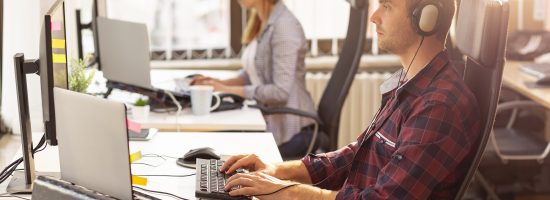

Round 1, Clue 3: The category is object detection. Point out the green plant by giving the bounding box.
[69,57,95,93]
[135,98,149,107]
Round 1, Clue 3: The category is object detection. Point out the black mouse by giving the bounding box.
[177,147,220,168]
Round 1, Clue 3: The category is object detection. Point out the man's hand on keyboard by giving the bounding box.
[224,171,297,199]
[220,154,276,176]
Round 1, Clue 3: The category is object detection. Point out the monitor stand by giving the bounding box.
[104,81,188,112]
[7,53,48,194]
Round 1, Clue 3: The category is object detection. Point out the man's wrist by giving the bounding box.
[284,184,337,200]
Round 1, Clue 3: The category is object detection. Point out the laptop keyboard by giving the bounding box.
[195,158,250,200]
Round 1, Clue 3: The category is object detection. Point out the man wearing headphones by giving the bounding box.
[219,0,481,199]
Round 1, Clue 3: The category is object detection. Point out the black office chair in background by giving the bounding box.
[253,0,369,157]
[451,0,510,199]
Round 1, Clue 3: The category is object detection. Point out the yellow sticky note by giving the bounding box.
[52,39,65,49]
[132,175,147,186]
[52,54,66,64]
[130,151,142,163]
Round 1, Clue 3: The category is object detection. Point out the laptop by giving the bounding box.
[96,17,188,96]
[54,88,157,199]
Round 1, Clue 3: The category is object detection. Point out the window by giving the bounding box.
[284,0,379,56]
[78,0,381,62]
[106,0,230,60]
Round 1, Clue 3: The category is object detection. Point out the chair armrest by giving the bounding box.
[491,100,549,163]
[496,100,545,128]
[496,100,545,114]
[250,104,323,156]
[249,104,322,125]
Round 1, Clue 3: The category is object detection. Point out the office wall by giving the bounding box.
[0,0,91,134]
[1,0,41,134]
[1,0,3,107]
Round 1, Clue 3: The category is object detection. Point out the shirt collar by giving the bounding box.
[258,1,285,40]
[380,50,450,97]
[267,1,286,26]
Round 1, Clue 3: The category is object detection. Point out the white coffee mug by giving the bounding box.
[190,85,220,115]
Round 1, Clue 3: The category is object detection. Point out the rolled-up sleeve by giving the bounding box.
[302,142,359,190]
[335,102,472,199]
[253,20,303,105]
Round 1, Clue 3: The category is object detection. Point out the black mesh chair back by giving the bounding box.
[318,0,369,151]
[453,0,510,198]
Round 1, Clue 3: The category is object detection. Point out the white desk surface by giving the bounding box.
[131,106,267,132]
[93,69,267,132]
[1,132,282,199]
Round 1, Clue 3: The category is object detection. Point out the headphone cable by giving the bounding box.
[311,36,426,187]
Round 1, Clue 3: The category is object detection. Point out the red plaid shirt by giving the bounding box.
[302,51,481,199]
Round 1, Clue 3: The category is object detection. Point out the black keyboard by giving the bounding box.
[195,158,250,200]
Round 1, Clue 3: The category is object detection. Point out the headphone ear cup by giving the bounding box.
[412,2,441,36]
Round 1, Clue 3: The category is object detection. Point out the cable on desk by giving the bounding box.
[141,154,169,160]
[0,134,47,184]
[132,154,175,167]
[142,154,178,159]
[131,163,162,167]
[132,186,189,200]
[132,174,195,178]
[163,90,182,133]
[0,193,31,200]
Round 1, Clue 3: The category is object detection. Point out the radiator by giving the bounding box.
[306,72,392,148]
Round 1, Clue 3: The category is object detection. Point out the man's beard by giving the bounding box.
[378,33,417,54]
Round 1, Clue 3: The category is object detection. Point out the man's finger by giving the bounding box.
[228,186,256,197]
[225,172,257,185]
[220,154,247,172]
[226,155,257,174]
[224,176,256,191]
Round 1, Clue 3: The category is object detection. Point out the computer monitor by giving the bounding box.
[40,0,68,146]
[7,0,68,193]
[76,0,105,70]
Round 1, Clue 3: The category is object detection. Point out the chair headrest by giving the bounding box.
[346,0,366,9]
[456,0,508,67]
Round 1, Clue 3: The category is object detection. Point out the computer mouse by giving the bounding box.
[180,147,220,161]
[185,74,203,79]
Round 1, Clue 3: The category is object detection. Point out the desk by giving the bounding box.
[0,132,282,199]
[97,69,267,132]
[503,61,550,140]
[131,106,267,132]
[503,62,550,109]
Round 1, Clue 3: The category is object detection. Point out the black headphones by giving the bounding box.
[411,0,444,36]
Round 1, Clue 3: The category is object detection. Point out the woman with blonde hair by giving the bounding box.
[194,0,318,158]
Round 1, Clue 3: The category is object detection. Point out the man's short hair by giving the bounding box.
[407,0,456,41]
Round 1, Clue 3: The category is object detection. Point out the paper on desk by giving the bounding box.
[127,119,142,133]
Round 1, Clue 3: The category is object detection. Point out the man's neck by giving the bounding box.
[398,39,444,80]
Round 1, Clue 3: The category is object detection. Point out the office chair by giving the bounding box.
[253,0,369,156]
[452,0,510,199]
[476,100,549,197]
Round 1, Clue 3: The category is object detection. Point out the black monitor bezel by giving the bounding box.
[41,0,68,146]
